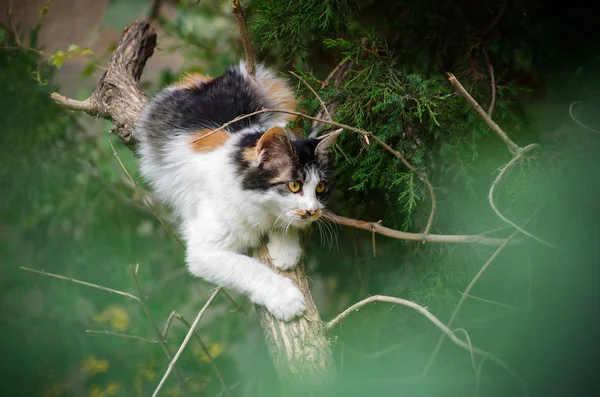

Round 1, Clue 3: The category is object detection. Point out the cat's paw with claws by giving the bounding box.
[267,238,302,271]
[264,279,306,321]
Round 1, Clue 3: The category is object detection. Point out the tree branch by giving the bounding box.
[152,288,221,397]
[50,21,157,149]
[20,266,140,302]
[326,295,527,394]
[329,214,514,246]
[447,73,521,154]
[231,0,255,76]
[488,144,558,248]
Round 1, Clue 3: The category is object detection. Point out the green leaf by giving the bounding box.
[66,44,79,53]
[80,47,94,56]
[49,50,67,68]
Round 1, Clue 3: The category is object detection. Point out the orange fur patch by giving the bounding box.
[257,75,298,127]
[171,72,213,89]
[242,147,258,163]
[189,129,231,153]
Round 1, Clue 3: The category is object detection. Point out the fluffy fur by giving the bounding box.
[136,62,339,321]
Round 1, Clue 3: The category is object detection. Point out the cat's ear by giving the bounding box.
[256,127,293,169]
[315,128,342,159]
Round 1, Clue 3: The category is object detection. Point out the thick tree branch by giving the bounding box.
[51,21,156,149]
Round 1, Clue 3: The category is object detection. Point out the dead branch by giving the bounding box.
[290,71,332,122]
[130,265,190,396]
[422,229,519,374]
[488,143,558,248]
[447,73,521,154]
[174,313,232,397]
[20,266,140,302]
[152,288,221,397]
[329,214,513,246]
[569,101,600,134]
[85,329,160,344]
[51,21,156,149]
[324,294,525,392]
[231,0,255,76]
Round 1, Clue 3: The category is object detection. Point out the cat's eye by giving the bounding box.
[315,182,326,193]
[288,180,302,193]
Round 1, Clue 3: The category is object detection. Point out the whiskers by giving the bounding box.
[315,209,340,251]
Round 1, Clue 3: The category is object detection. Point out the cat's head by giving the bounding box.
[234,127,341,229]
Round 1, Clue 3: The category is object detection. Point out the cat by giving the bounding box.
[135,62,340,321]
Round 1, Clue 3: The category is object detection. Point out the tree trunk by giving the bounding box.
[51,20,334,392]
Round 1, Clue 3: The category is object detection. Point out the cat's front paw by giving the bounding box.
[267,239,302,271]
[264,279,307,321]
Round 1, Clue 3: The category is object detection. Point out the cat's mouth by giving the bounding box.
[294,209,321,221]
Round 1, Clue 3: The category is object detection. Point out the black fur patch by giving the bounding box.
[140,67,265,150]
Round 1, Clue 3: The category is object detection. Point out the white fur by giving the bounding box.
[137,126,326,322]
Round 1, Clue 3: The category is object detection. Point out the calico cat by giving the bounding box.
[136,62,340,321]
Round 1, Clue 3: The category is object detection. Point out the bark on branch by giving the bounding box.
[51,21,156,150]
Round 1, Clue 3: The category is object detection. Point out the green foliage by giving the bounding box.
[252,0,358,61]
[49,45,93,68]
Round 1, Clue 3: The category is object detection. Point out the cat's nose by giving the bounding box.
[306,209,318,217]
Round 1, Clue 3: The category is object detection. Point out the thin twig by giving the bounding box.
[130,265,189,397]
[447,73,521,154]
[85,329,160,344]
[190,107,437,234]
[328,214,513,246]
[20,267,140,302]
[458,292,514,309]
[569,101,600,134]
[162,310,178,339]
[175,313,231,397]
[423,228,520,374]
[290,71,332,122]
[152,288,222,397]
[325,294,526,393]
[488,143,558,248]
[482,49,496,118]
[231,0,255,76]
[109,140,184,247]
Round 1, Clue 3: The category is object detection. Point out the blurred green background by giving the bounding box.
[1,1,599,396]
